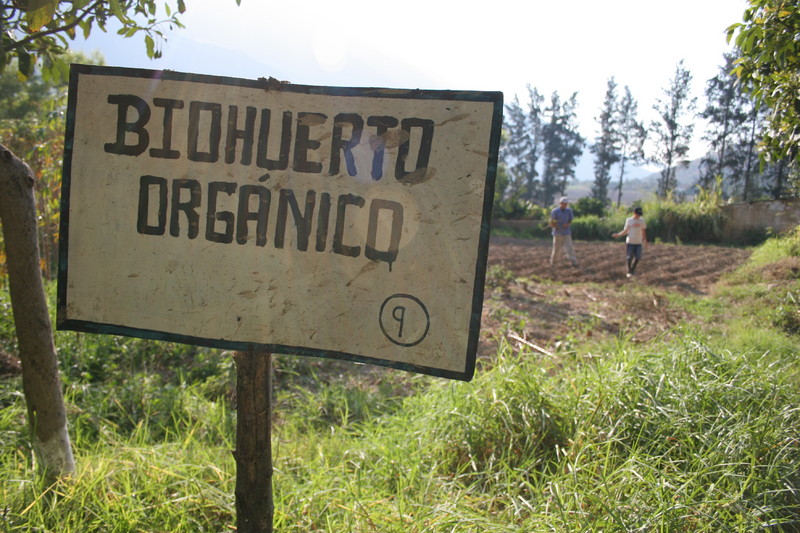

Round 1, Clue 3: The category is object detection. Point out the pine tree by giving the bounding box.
[650,60,697,198]
[590,77,620,203]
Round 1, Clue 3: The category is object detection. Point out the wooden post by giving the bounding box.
[234,349,274,532]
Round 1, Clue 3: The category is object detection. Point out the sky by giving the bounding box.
[74,0,750,163]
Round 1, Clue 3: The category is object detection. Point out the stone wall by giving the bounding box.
[721,199,800,241]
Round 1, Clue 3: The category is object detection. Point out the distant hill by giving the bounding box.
[566,150,702,205]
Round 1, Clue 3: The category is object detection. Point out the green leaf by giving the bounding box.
[109,0,128,23]
[17,48,32,80]
[178,0,186,14]
[725,23,741,44]
[145,34,155,59]
[79,19,93,39]
[25,0,58,32]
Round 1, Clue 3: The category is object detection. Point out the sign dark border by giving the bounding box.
[58,64,502,381]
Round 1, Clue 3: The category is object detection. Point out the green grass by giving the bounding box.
[1,231,799,531]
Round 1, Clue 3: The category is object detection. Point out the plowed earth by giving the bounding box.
[0,238,754,378]
[479,236,753,356]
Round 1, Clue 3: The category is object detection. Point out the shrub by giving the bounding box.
[492,194,530,219]
[639,199,725,243]
[572,196,607,218]
[571,214,615,240]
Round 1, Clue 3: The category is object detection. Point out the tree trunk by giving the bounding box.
[0,144,75,480]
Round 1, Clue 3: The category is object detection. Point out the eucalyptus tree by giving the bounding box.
[501,96,529,201]
[700,53,752,197]
[539,91,584,206]
[524,85,546,201]
[0,0,239,481]
[650,60,696,198]
[553,92,585,198]
[590,77,620,204]
[614,86,647,207]
[700,52,795,201]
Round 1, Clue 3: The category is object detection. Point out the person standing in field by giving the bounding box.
[612,206,647,278]
[549,196,578,267]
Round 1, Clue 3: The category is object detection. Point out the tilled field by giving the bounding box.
[480,236,753,356]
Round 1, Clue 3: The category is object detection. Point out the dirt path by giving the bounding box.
[479,237,752,356]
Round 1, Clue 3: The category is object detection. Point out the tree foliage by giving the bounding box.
[540,91,584,206]
[727,0,800,167]
[613,86,647,207]
[502,86,586,209]
[0,0,241,483]
[0,51,102,281]
[502,88,543,204]
[590,77,620,204]
[650,60,696,198]
[700,53,757,199]
[0,0,238,82]
[701,52,796,200]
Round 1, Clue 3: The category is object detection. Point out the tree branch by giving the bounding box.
[8,0,106,50]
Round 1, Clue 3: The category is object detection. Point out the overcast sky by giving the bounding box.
[75,0,749,160]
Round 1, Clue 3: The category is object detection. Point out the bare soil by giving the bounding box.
[480,236,753,355]
[0,238,755,379]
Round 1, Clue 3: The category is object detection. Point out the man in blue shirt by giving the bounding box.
[549,196,578,267]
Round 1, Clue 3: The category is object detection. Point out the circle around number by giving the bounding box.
[379,293,430,347]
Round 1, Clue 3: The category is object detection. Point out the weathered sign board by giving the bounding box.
[58,64,502,381]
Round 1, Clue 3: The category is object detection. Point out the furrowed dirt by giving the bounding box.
[0,237,754,379]
[480,236,752,356]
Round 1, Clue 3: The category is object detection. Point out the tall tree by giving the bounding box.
[524,85,546,201]
[614,86,647,207]
[650,60,697,198]
[501,87,544,203]
[699,53,752,196]
[553,92,585,197]
[0,0,239,481]
[590,77,620,204]
[728,0,800,171]
[738,103,763,200]
[539,91,585,206]
[502,96,532,201]
[540,92,562,205]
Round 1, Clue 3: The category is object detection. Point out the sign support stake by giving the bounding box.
[234,348,274,532]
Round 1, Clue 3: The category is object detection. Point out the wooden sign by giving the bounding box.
[58,65,502,381]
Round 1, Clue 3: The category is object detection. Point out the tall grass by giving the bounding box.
[260,333,800,531]
[1,232,799,531]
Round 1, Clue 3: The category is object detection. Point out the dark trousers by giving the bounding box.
[626,244,643,273]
